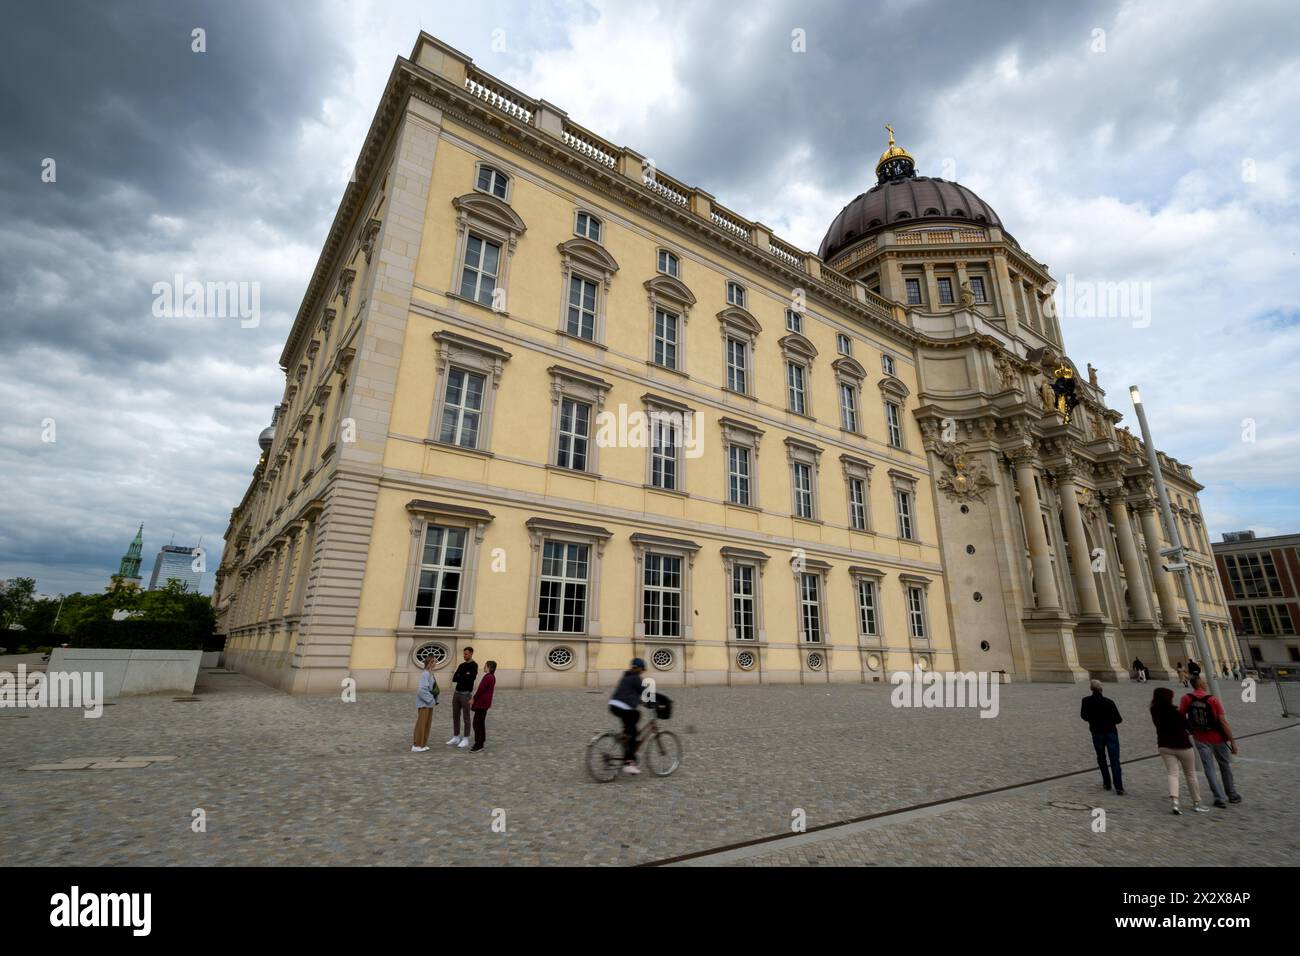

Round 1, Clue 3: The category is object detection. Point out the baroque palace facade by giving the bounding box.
[214,33,1236,693]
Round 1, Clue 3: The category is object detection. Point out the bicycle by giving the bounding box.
[585,694,681,782]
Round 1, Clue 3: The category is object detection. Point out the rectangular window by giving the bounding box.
[937,277,955,304]
[969,276,987,303]
[538,541,589,633]
[885,401,904,448]
[727,282,746,307]
[787,362,807,415]
[459,234,500,306]
[658,249,679,277]
[840,383,859,432]
[793,462,814,519]
[650,416,678,490]
[848,477,867,531]
[786,309,803,333]
[575,211,601,242]
[731,564,756,641]
[556,398,591,471]
[800,573,822,643]
[837,333,852,355]
[905,278,922,305]
[882,354,896,376]
[642,553,682,638]
[896,489,915,540]
[1226,553,1283,598]
[475,165,508,199]
[856,578,878,636]
[728,444,751,506]
[726,337,748,393]
[414,526,465,628]
[907,586,928,639]
[566,275,598,340]
[438,368,485,448]
[653,308,679,369]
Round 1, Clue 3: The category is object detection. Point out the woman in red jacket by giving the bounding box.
[469,660,497,753]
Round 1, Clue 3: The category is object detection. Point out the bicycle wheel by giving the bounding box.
[585,733,623,783]
[643,730,682,777]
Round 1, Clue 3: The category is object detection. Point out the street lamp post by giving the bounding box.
[1129,385,1222,703]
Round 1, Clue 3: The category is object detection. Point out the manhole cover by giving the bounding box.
[1049,801,1093,811]
[172,697,201,702]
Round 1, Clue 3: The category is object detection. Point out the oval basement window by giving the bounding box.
[980,640,991,652]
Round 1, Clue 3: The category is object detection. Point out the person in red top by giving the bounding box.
[1179,677,1241,808]
[469,660,497,753]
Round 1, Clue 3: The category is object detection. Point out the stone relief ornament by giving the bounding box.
[994,354,1019,391]
[1039,376,1056,411]
[935,442,997,502]
[1089,412,1109,441]
[1077,487,1104,525]
[1117,426,1139,454]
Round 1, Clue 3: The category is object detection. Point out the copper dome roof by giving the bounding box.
[818,176,1003,262]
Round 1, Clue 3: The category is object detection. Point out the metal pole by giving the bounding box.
[1129,386,1222,703]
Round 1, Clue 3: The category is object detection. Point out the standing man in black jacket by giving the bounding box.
[447,647,478,749]
[1081,679,1125,794]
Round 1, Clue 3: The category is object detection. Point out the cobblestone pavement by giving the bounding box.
[0,663,1296,866]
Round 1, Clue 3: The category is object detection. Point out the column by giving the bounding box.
[1056,467,1103,618]
[1137,499,1180,627]
[922,262,939,309]
[1013,451,1061,609]
[1107,491,1155,624]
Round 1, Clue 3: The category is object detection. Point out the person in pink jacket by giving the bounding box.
[469,661,497,753]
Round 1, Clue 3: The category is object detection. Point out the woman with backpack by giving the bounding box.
[1149,687,1206,815]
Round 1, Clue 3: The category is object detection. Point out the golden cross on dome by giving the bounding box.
[885,123,895,146]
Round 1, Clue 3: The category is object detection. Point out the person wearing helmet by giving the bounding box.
[608,658,647,775]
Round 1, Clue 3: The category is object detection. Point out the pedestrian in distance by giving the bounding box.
[1132,657,1147,682]
[1149,686,1206,814]
[411,656,440,753]
[447,646,478,749]
[469,661,496,753]
[1176,662,1187,687]
[1180,677,1241,809]
[1187,658,1202,687]
[1080,679,1125,795]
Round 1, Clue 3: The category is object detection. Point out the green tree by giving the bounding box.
[0,577,37,630]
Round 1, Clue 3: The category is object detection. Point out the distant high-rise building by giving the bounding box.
[110,523,145,589]
[148,544,204,593]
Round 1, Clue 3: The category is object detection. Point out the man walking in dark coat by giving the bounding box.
[1081,679,1125,794]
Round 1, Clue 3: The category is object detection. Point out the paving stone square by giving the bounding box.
[0,665,1296,866]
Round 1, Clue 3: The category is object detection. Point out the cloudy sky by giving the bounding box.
[2,0,1297,596]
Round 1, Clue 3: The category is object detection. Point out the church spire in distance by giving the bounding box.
[876,123,917,184]
[117,523,144,580]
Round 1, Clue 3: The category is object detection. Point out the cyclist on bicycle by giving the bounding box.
[608,658,648,775]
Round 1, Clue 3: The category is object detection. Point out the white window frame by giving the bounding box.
[631,533,699,644]
[643,393,693,493]
[429,331,511,453]
[786,308,804,333]
[413,524,467,629]
[786,438,823,521]
[722,546,769,645]
[547,365,611,475]
[565,274,599,341]
[721,417,763,509]
[652,307,681,371]
[524,518,611,639]
[727,281,747,308]
[644,275,695,375]
[780,332,818,418]
[574,209,602,242]
[891,470,919,541]
[718,306,761,397]
[850,567,883,640]
[657,248,680,278]
[787,361,808,416]
[450,193,526,313]
[841,454,874,532]
[556,238,619,346]
[474,163,510,201]
[902,576,932,642]
[399,500,493,635]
